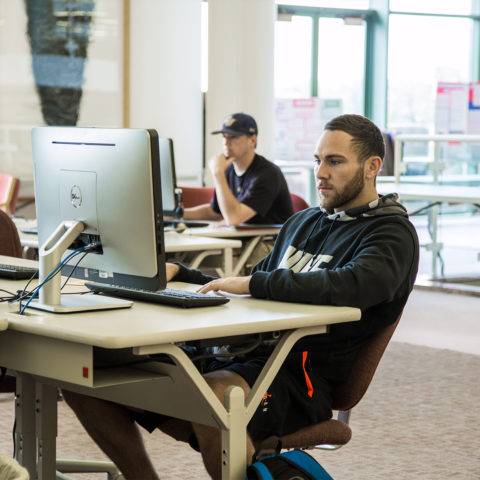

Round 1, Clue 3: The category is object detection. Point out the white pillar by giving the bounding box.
[129,0,203,185]
[206,0,275,181]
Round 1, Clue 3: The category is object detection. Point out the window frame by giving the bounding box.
[276,1,480,129]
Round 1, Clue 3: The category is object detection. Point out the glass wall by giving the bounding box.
[275,1,480,129]
[387,15,473,133]
[317,17,365,114]
[275,15,312,97]
[274,0,480,200]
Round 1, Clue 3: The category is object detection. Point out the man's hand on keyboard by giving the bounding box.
[197,276,252,296]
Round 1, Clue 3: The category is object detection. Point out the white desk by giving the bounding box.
[377,174,480,186]
[164,231,241,276]
[377,183,480,279]
[377,183,480,204]
[13,220,242,277]
[391,133,480,184]
[0,256,360,480]
[181,223,282,276]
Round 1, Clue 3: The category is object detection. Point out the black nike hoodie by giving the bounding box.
[175,193,419,382]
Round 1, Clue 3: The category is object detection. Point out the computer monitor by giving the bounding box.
[31,126,166,313]
[158,137,180,217]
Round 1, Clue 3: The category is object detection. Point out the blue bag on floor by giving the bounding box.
[246,449,333,480]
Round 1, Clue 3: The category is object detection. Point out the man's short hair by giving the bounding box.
[324,114,385,162]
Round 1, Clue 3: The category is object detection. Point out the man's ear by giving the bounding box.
[365,156,382,179]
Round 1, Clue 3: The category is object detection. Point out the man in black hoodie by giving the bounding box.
[63,114,419,480]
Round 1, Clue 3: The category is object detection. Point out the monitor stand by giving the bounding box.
[28,220,132,313]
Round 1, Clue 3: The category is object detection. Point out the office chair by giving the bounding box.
[290,193,309,213]
[179,186,214,208]
[379,132,395,177]
[278,314,402,450]
[0,209,22,258]
[0,212,21,390]
[0,174,21,215]
[180,187,310,215]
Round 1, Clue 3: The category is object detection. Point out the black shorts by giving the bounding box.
[133,348,333,443]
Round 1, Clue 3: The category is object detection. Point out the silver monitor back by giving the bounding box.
[33,126,166,292]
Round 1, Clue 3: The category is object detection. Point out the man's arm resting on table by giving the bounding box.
[183,204,222,221]
[209,154,256,226]
[213,173,256,226]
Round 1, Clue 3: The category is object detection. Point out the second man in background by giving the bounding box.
[183,112,294,226]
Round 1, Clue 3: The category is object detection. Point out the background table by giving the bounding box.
[13,219,242,276]
[181,223,282,276]
[377,183,480,279]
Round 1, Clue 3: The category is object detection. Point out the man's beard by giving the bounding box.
[318,165,365,211]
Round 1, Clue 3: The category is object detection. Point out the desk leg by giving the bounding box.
[15,373,36,478]
[35,382,58,480]
[232,237,262,277]
[222,386,247,480]
[223,247,233,277]
[428,203,442,279]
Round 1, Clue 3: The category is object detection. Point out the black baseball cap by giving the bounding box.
[211,113,258,136]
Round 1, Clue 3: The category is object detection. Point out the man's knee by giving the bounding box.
[203,369,250,404]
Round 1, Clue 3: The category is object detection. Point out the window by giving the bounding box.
[275,15,313,98]
[275,0,369,9]
[387,14,473,133]
[317,17,365,114]
[276,1,480,128]
[389,0,473,15]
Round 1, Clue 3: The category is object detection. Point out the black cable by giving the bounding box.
[18,245,97,313]
[95,335,266,370]
[0,288,19,301]
[61,251,90,289]
[16,268,42,308]
[190,335,264,363]
[408,201,441,216]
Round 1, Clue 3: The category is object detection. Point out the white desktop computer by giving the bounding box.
[31,126,165,312]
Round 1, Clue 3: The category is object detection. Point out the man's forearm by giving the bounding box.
[213,174,255,225]
[183,204,222,221]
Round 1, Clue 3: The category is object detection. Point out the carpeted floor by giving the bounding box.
[0,341,479,479]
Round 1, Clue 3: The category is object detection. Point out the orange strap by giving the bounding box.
[302,351,314,398]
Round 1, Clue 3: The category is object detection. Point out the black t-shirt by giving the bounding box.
[210,154,294,224]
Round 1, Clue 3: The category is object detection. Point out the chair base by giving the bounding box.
[280,418,352,450]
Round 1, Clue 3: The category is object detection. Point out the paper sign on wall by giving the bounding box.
[274,98,342,161]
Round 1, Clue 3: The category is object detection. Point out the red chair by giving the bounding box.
[278,314,402,450]
[0,174,21,215]
[290,193,309,213]
[0,209,22,393]
[180,186,214,208]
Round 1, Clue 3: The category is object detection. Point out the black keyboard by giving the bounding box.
[84,282,229,308]
[163,219,210,229]
[0,263,39,280]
